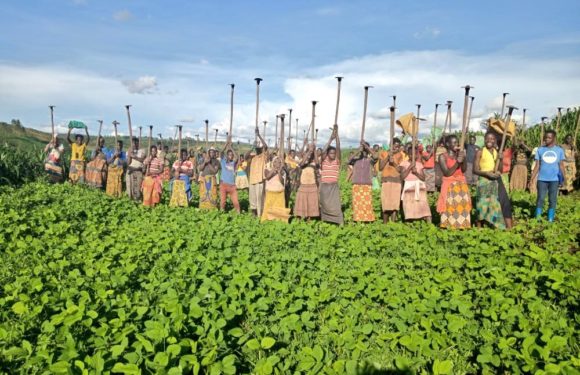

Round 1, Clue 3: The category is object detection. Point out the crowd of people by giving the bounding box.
[43,125,576,227]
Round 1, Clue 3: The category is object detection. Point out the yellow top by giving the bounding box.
[71,143,87,161]
[300,165,317,185]
[249,153,266,184]
[480,148,497,172]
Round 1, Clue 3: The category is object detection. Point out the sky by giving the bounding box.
[1,0,579,146]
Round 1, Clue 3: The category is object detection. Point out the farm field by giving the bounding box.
[0,182,578,374]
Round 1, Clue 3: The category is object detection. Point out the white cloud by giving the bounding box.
[113,10,133,22]
[414,27,441,39]
[122,76,158,94]
[1,46,578,146]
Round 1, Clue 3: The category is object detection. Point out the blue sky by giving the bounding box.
[1,0,579,145]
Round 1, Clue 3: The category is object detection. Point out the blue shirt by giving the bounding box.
[220,158,237,185]
[536,145,564,182]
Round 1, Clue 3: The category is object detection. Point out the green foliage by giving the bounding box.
[0,182,578,373]
[0,145,47,186]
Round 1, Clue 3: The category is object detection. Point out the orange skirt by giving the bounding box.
[352,184,375,222]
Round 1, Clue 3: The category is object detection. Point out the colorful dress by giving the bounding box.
[235,161,249,189]
[475,148,505,229]
[142,157,164,207]
[44,144,64,183]
[423,152,436,192]
[351,157,375,222]
[170,159,194,207]
[560,144,576,192]
[85,155,107,189]
[400,160,431,220]
[319,158,343,225]
[199,159,220,210]
[436,152,472,229]
[261,169,290,223]
[69,143,87,184]
[106,152,126,198]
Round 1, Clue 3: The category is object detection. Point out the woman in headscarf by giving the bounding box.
[142,145,164,207]
[319,125,344,225]
[198,147,220,209]
[44,135,65,183]
[436,135,472,229]
[474,132,513,229]
[294,144,320,219]
[169,148,194,207]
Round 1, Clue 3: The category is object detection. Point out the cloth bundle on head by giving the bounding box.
[396,113,418,136]
[488,118,516,137]
[68,120,87,129]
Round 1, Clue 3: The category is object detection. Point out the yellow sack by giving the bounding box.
[396,113,418,136]
[488,117,516,137]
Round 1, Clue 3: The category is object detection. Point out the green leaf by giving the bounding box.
[246,339,261,350]
[433,359,453,375]
[12,301,27,315]
[111,362,140,374]
[261,337,276,349]
[49,361,70,374]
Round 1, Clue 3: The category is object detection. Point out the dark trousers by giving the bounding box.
[536,181,558,210]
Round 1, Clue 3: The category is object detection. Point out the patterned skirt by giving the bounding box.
[142,175,162,207]
[69,160,85,184]
[476,177,505,229]
[561,161,576,192]
[381,181,402,211]
[199,175,218,209]
[235,174,249,189]
[352,184,375,222]
[85,159,106,188]
[295,184,320,218]
[261,190,290,222]
[169,176,191,207]
[106,166,124,198]
[510,164,528,191]
[44,161,64,183]
[437,180,471,229]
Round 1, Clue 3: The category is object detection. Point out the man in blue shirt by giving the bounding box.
[530,130,565,222]
[219,140,240,213]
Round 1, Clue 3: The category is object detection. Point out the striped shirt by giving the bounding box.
[320,158,340,183]
[148,157,164,176]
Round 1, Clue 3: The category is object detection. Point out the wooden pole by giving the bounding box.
[334,76,343,126]
[205,120,209,149]
[500,92,509,119]
[413,105,421,164]
[495,106,517,173]
[178,125,183,156]
[125,105,134,151]
[556,107,563,138]
[229,84,235,142]
[49,106,55,139]
[275,115,279,149]
[214,129,218,145]
[97,120,103,141]
[138,126,142,146]
[541,117,548,146]
[262,121,267,141]
[148,126,153,154]
[389,106,395,148]
[444,101,453,134]
[465,96,475,134]
[459,85,472,151]
[311,101,318,144]
[112,121,119,146]
[315,128,319,147]
[295,118,299,150]
[360,86,372,142]
[254,78,262,144]
[287,108,293,154]
[431,104,440,151]
[279,114,285,158]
